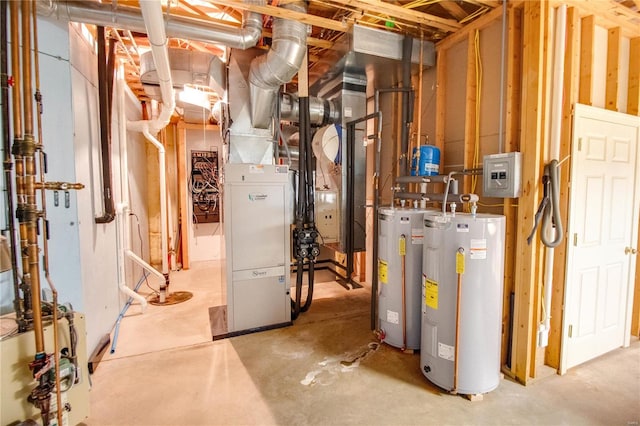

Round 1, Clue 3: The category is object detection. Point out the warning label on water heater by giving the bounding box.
[425,277,438,310]
[387,310,399,325]
[438,342,455,361]
[411,228,424,245]
[470,239,487,259]
[379,260,388,284]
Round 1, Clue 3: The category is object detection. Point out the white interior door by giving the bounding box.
[561,104,640,374]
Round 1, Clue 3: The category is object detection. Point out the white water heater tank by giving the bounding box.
[378,207,430,350]
[420,211,505,394]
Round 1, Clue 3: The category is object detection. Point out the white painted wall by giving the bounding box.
[0,17,150,355]
[67,22,150,354]
[186,129,223,262]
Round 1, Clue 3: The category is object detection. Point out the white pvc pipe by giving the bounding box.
[539,4,567,348]
[125,249,165,281]
[549,5,566,162]
[125,0,174,302]
[128,1,175,134]
[116,206,148,311]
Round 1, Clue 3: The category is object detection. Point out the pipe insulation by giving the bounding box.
[36,0,263,50]
[249,1,308,129]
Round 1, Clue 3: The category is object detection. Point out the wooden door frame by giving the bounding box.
[559,103,640,374]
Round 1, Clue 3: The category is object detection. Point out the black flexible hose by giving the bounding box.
[301,260,314,312]
[94,26,115,224]
[291,260,303,320]
[541,160,563,247]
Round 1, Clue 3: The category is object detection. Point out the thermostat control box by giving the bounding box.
[483,152,522,198]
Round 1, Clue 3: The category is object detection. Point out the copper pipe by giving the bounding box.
[2,0,23,327]
[9,0,21,138]
[32,8,62,426]
[21,0,44,354]
[34,181,85,190]
[22,0,33,136]
[453,248,464,394]
[10,0,30,320]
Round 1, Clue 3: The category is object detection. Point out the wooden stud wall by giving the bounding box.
[512,0,547,384]
[435,49,447,168]
[605,27,621,111]
[463,32,477,195]
[500,4,522,370]
[630,38,640,337]
[177,121,189,270]
[579,15,595,105]
[546,6,580,369]
[426,0,640,385]
[629,37,640,115]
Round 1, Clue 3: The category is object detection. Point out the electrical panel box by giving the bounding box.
[190,150,220,223]
[483,152,522,198]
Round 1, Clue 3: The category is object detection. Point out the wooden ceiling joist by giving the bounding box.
[326,0,462,32]
[438,1,469,21]
[553,0,640,38]
[212,0,350,32]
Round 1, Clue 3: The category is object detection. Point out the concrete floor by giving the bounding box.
[86,261,640,425]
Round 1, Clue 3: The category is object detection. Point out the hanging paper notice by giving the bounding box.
[425,278,438,309]
[470,239,487,259]
[399,237,406,256]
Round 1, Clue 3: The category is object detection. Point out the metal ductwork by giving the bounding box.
[280,92,340,126]
[36,0,263,50]
[140,48,226,101]
[249,1,308,129]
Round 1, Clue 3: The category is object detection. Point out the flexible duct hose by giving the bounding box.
[527,160,563,247]
[541,160,563,247]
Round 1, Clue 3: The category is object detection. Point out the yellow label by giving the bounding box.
[399,237,406,256]
[425,278,438,310]
[456,251,465,274]
[379,260,388,284]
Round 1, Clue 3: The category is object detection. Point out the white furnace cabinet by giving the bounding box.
[224,164,292,334]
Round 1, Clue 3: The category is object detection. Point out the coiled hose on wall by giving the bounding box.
[527,160,563,248]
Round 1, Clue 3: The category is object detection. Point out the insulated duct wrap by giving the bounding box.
[249,1,308,129]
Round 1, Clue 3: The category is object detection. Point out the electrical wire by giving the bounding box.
[471,29,482,195]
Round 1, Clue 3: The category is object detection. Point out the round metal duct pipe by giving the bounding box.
[248,1,308,129]
[36,0,263,50]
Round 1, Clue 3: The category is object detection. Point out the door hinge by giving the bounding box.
[573,233,578,246]
[578,138,582,152]
[568,324,573,338]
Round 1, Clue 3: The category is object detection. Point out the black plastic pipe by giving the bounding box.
[1,0,22,325]
[94,26,115,224]
[346,113,381,326]
[399,36,413,177]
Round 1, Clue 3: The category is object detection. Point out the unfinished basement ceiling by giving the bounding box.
[105,0,640,103]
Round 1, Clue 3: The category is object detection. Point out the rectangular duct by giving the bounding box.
[140,48,226,100]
